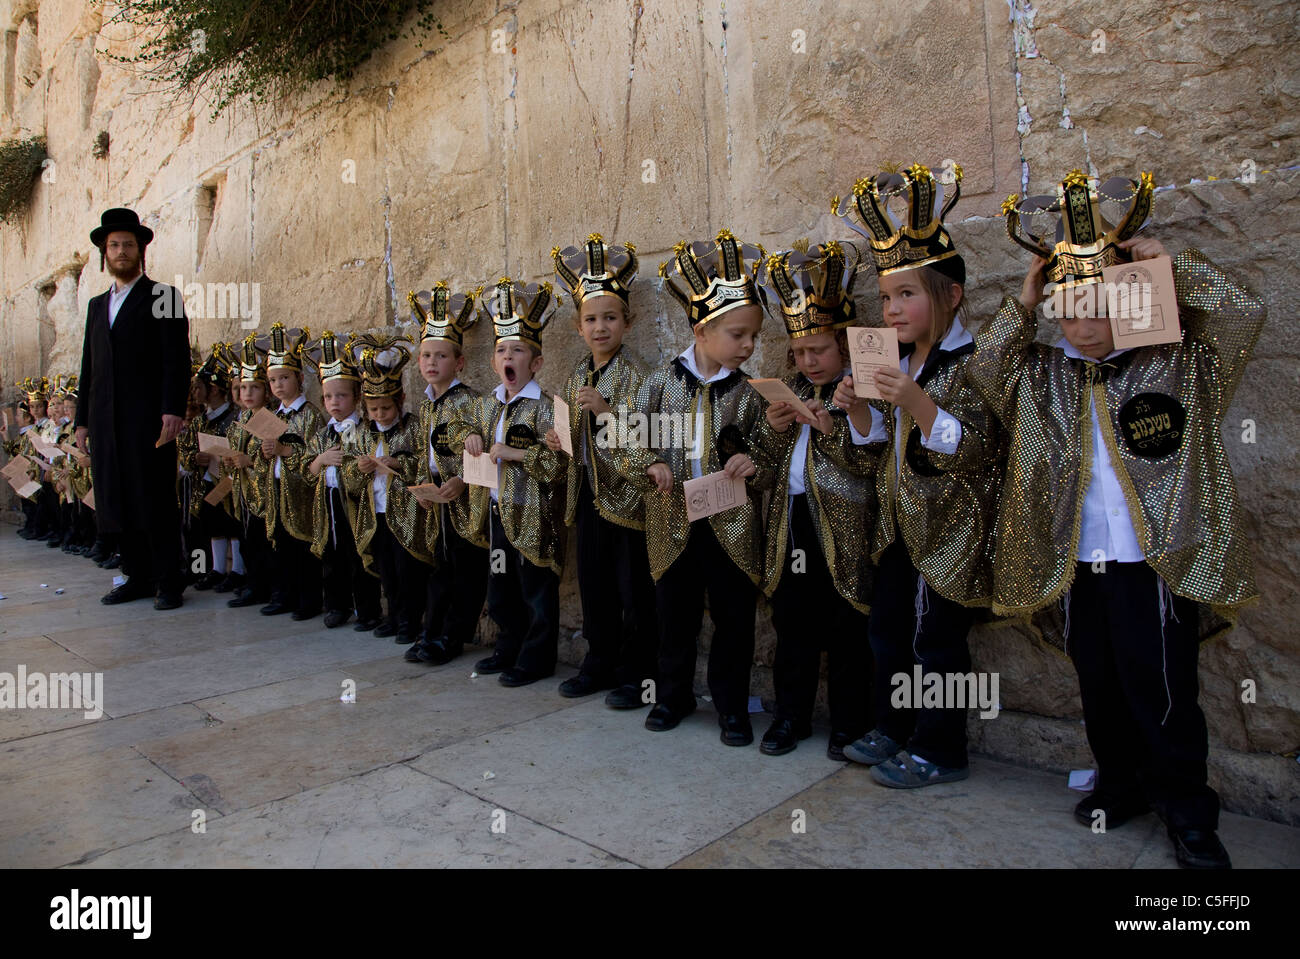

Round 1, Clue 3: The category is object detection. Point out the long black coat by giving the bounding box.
[75,274,190,533]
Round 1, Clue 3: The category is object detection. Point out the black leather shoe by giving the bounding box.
[417,637,463,665]
[719,713,754,747]
[403,641,427,663]
[1073,791,1151,830]
[827,731,855,762]
[101,553,121,569]
[214,572,244,594]
[759,718,811,756]
[353,616,381,632]
[260,602,292,616]
[393,632,417,645]
[604,684,646,710]
[154,591,183,610]
[47,534,63,548]
[85,545,107,563]
[193,572,222,591]
[373,621,399,638]
[291,608,320,622]
[645,701,695,732]
[500,667,552,688]
[101,579,155,605]
[558,673,614,699]
[323,609,350,629]
[474,652,511,674]
[1170,828,1231,869]
[227,589,263,608]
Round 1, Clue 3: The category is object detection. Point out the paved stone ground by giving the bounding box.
[1,534,1296,869]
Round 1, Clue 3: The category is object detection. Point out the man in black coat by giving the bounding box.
[74,208,191,609]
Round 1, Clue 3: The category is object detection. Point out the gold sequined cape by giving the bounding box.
[416,382,488,549]
[751,372,885,612]
[557,347,649,531]
[873,342,1004,606]
[264,401,324,547]
[341,412,435,574]
[177,405,238,517]
[446,388,567,575]
[301,421,364,563]
[964,248,1262,631]
[613,357,775,583]
[226,408,271,521]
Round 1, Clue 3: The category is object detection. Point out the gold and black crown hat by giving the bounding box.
[658,228,765,328]
[757,239,863,339]
[478,277,560,349]
[834,162,965,283]
[553,233,638,309]
[351,333,414,398]
[17,376,49,404]
[57,374,79,400]
[410,282,482,348]
[265,322,312,373]
[221,335,269,385]
[304,331,362,384]
[190,340,204,375]
[195,344,232,389]
[1002,169,1154,290]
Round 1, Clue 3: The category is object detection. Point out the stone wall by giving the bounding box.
[1,0,1296,823]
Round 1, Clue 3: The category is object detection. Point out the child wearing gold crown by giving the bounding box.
[303,333,383,631]
[831,164,1004,787]
[221,337,275,609]
[341,336,434,645]
[406,285,490,665]
[55,376,96,554]
[12,399,42,539]
[968,171,1265,869]
[256,324,324,619]
[543,236,659,708]
[447,278,567,687]
[178,347,244,591]
[615,230,774,747]
[751,240,888,760]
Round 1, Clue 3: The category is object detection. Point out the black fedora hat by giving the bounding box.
[89,207,154,247]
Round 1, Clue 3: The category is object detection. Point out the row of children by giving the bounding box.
[7,163,1263,870]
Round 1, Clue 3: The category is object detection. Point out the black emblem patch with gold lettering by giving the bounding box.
[1117,392,1185,458]
[432,423,453,456]
[506,423,537,450]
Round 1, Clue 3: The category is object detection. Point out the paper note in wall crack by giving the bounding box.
[553,395,575,456]
[462,451,498,490]
[846,327,900,399]
[683,470,747,522]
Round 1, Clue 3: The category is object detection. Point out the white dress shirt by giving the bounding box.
[424,379,462,477]
[108,273,143,328]
[677,345,734,479]
[490,379,542,502]
[371,425,394,514]
[273,394,307,479]
[1059,338,1144,562]
[892,319,971,480]
[324,413,359,489]
[787,370,887,496]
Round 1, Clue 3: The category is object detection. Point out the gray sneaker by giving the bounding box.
[869,751,970,789]
[842,729,901,766]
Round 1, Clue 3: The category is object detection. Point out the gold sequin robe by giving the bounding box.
[416,381,487,551]
[341,412,435,574]
[264,401,324,547]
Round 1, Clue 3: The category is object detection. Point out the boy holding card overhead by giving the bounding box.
[447,279,567,687]
[750,240,888,761]
[976,170,1265,869]
[405,285,490,666]
[544,235,658,708]
[616,230,773,747]
[830,163,1003,787]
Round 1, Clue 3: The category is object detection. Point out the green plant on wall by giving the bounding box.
[0,136,48,224]
[109,1,446,118]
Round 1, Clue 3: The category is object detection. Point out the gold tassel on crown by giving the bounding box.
[478,277,559,349]
[351,333,413,398]
[17,376,50,404]
[757,239,863,339]
[658,228,765,328]
[833,162,965,282]
[553,233,638,309]
[305,331,362,384]
[54,373,79,400]
[410,282,482,348]
[265,322,312,373]
[1002,169,1154,290]
[195,344,232,389]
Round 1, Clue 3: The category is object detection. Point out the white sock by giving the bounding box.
[230,539,246,575]
[211,538,229,574]
[909,752,930,766]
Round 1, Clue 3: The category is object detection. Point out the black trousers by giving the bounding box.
[36,483,61,534]
[425,506,489,646]
[868,539,974,769]
[486,505,560,675]
[321,488,381,620]
[370,512,428,639]
[269,519,322,615]
[1066,561,1217,831]
[198,481,242,542]
[239,512,272,602]
[770,494,871,736]
[575,472,659,687]
[120,493,185,595]
[655,521,757,716]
